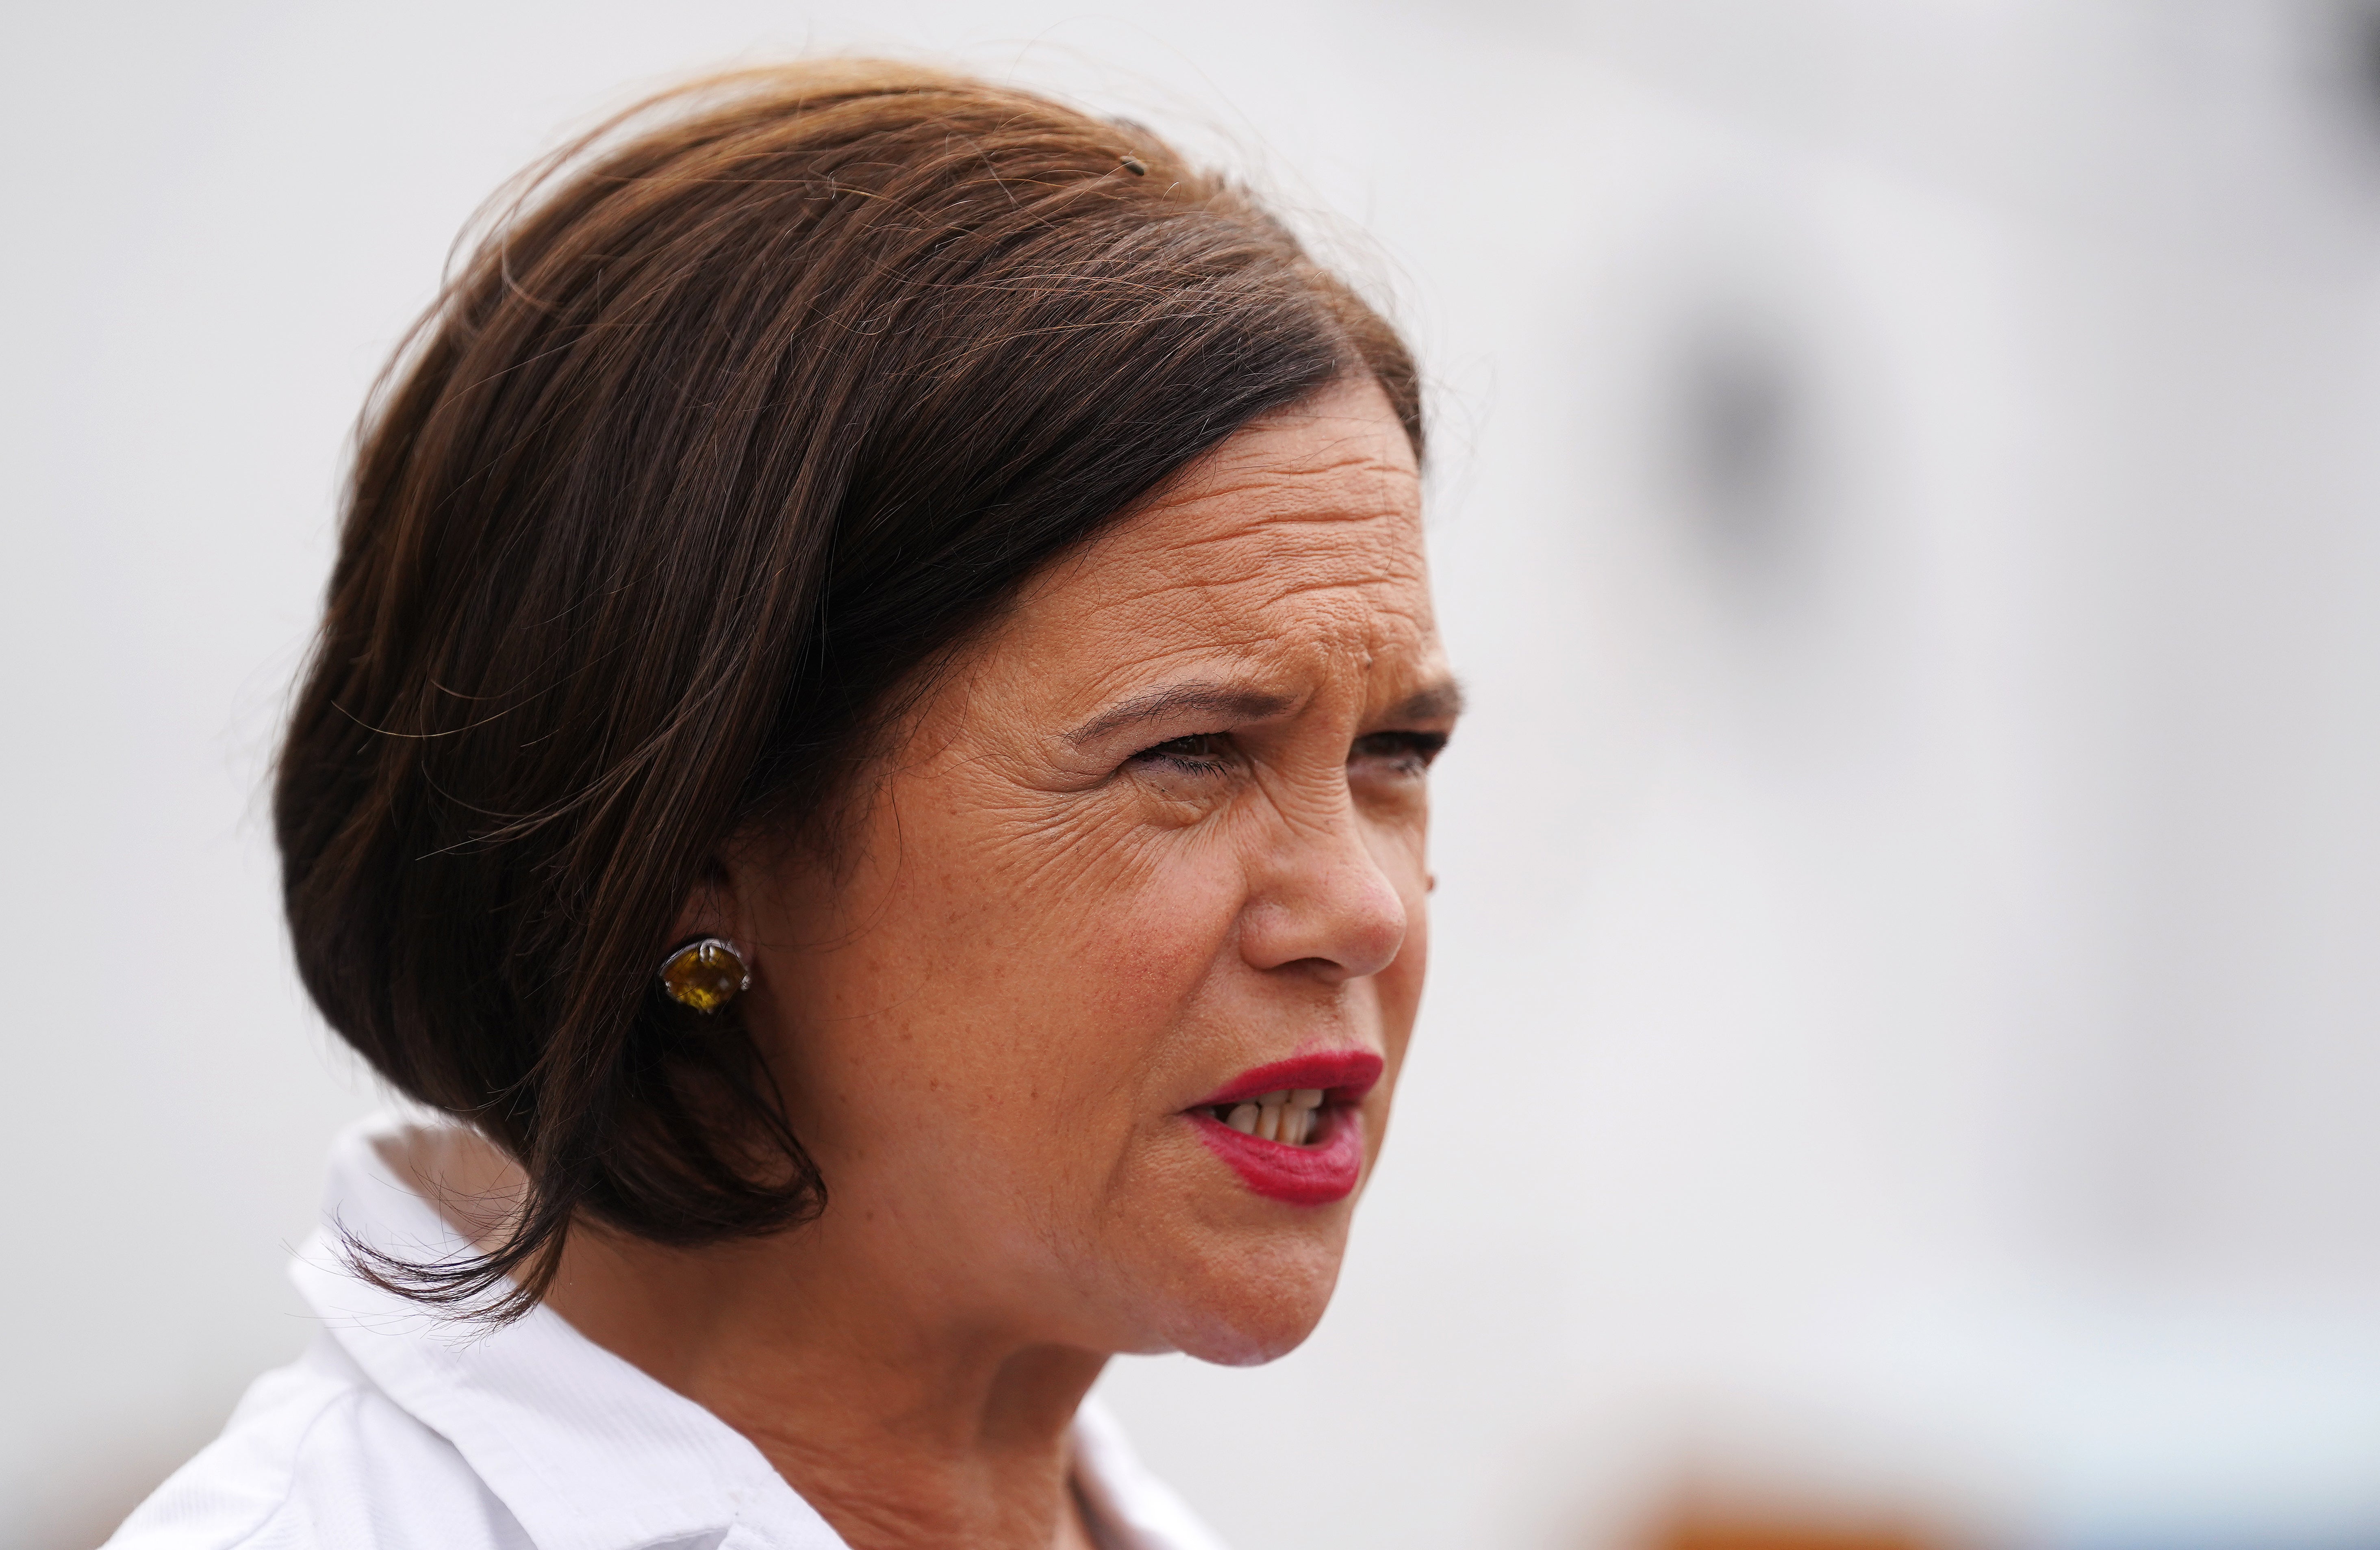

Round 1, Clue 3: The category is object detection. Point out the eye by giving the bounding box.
[1128,731,1233,775]
[1349,729,1447,777]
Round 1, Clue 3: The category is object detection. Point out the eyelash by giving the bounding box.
[1127,730,1448,777]
[1130,733,1232,775]
[1350,730,1449,775]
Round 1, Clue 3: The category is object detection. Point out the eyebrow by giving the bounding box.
[1387,678,1467,724]
[1066,683,1296,747]
[1064,675,1466,747]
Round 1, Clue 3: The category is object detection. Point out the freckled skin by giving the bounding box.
[541,378,1455,1550]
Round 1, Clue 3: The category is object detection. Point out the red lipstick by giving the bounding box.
[1192,1050,1384,1110]
[1186,1050,1384,1207]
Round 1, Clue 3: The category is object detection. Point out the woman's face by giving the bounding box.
[731,376,1455,1365]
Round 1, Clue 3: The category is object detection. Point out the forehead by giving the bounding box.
[1010,379,1432,677]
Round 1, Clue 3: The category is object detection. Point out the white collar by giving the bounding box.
[292,1113,1222,1550]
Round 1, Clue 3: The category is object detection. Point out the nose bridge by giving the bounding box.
[1243,765,1407,981]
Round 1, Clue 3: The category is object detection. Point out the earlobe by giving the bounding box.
[660,861,750,1012]
[658,937,750,1013]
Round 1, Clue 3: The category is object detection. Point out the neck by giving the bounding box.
[411,1129,1106,1550]
[544,1212,1108,1550]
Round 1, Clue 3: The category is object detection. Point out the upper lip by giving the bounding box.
[1189,1049,1385,1110]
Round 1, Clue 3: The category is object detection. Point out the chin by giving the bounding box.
[1141,1236,1347,1367]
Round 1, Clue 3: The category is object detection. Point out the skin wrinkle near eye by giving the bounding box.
[1054,664,1448,786]
[1118,701,1456,784]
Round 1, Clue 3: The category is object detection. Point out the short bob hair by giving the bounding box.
[276,59,1422,1315]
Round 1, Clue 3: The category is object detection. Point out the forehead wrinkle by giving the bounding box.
[1064,632,1295,695]
[1121,542,1433,623]
[1106,518,1426,593]
[1159,455,1415,521]
[995,387,1435,734]
[1075,635,1290,690]
[1246,577,1428,621]
[1149,439,1418,520]
[1155,494,1419,552]
[1005,504,1415,626]
[1194,406,1413,470]
[1088,563,1425,621]
[1064,600,1427,698]
[1096,586,1430,673]
[1067,636,1436,733]
[1155,526,1419,577]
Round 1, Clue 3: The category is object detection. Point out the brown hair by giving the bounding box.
[275,59,1421,1316]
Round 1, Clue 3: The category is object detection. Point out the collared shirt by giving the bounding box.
[106,1115,1230,1550]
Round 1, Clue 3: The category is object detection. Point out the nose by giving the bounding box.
[1237,800,1408,983]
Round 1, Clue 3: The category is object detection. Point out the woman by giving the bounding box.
[113,59,1458,1550]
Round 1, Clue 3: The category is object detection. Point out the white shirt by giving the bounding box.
[107,1115,1229,1550]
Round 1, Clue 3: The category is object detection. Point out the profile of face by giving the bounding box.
[719,376,1455,1366]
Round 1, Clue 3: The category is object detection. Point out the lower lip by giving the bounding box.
[1190,1109,1366,1206]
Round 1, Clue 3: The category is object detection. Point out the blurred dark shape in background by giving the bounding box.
[1676,316,1807,599]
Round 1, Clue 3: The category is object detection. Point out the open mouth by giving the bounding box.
[1203,1088,1329,1146]
[1185,1050,1384,1205]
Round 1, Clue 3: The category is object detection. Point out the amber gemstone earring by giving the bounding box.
[657,937,749,1013]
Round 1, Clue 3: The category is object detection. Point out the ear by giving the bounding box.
[666,855,745,950]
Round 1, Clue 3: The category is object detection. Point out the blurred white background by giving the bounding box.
[7,2,2380,1547]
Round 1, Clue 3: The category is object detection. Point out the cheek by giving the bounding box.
[774,810,1246,1183]
[1062,831,1247,1039]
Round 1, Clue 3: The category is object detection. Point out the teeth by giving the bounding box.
[1215,1089,1327,1146]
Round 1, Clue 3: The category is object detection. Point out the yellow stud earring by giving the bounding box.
[657,937,749,1014]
